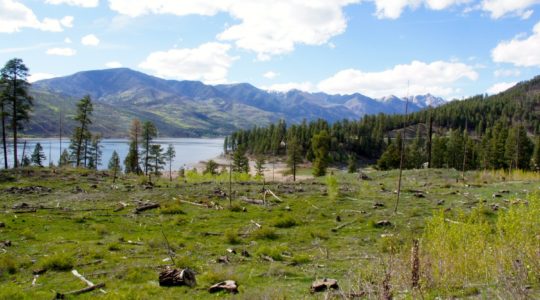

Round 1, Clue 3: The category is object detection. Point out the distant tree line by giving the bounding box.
[226,76,540,173]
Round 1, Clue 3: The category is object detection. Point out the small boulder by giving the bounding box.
[374,220,392,228]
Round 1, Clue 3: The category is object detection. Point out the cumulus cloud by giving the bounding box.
[317,60,478,98]
[28,73,56,82]
[81,34,100,46]
[263,71,279,79]
[373,0,473,19]
[105,61,122,68]
[46,47,76,56]
[264,81,316,92]
[108,0,357,60]
[45,0,99,8]
[486,81,516,94]
[481,0,540,19]
[0,0,71,33]
[492,21,540,67]
[139,42,236,84]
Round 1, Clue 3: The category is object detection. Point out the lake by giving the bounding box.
[1,138,224,171]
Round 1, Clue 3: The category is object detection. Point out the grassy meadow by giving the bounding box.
[0,167,539,299]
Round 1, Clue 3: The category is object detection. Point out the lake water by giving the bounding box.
[1,138,224,171]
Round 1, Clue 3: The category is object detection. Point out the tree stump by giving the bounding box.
[374,220,392,228]
[208,280,238,294]
[134,203,160,214]
[310,278,339,293]
[159,268,196,287]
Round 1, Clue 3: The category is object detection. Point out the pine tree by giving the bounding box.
[140,121,157,175]
[31,142,46,167]
[147,144,165,176]
[532,136,540,171]
[1,58,33,168]
[347,154,357,173]
[0,78,8,169]
[164,144,176,181]
[124,119,142,174]
[312,130,330,177]
[287,137,302,181]
[232,145,249,173]
[87,134,102,170]
[108,150,121,183]
[58,149,70,167]
[377,134,402,170]
[255,156,265,177]
[69,95,93,167]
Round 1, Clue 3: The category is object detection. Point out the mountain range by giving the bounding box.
[27,68,446,137]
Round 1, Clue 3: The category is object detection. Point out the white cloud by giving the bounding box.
[486,81,516,94]
[81,34,100,46]
[263,71,279,79]
[492,21,540,67]
[0,0,71,33]
[373,0,472,19]
[481,0,540,19]
[105,61,122,68]
[264,81,316,92]
[317,60,478,98]
[28,73,56,82]
[60,16,74,28]
[139,42,236,84]
[108,0,358,60]
[46,47,76,56]
[64,37,72,43]
[45,0,99,8]
[494,68,521,77]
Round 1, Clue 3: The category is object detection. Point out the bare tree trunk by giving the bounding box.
[427,108,433,168]
[12,72,18,168]
[1,101,7,169]
[394,90,409,214]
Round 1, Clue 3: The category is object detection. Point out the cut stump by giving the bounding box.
[310,278,339,293]
[159,268,196,287]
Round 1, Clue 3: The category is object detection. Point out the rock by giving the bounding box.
[241,250,250,257]
[310,278,339,293]
[226,248,236,255]
[414,192,425,198]
[358,172,370,180]
[436,200,445,205]
[13,202,30,209]
[208,280,238,294]
[336,215,341,222]
[0,240,11,247]
[72,186,85,193]
[491,204,499,211]
[499,190,510,194]
[159,268,196,287]
[32,268,47,275]
[374,220,392,228]
[0,222,5,228]
[492,193,502,198]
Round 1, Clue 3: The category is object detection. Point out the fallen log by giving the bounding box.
[134,203,160,214]
[114,202,127,212]
[241,197,265,205]
[159,268,196,287]
[331,219,357,232]
[55,283,105,298]
[310,278,339,293]
[208,280,238,294]
[71,269,106,294]
[265,189,283,202]
[179,199,207,207]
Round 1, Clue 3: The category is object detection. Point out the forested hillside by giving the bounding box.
[226,76,540,171]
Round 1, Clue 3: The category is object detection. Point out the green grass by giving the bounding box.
[0,167,538,299]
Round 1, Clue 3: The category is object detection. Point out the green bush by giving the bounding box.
[224,229,241,245]
[40,252,74,271]
[272,216,298,228]
[253,227,278,240]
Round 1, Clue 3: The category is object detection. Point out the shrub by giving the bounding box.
[40,253,74,271]
[253,227,278,240]
[0,255,17,275]
[224,229,241,245]
[272,216,298,228]
[326,175,339,201]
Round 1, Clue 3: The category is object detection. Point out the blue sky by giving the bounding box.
[1,0,540,99]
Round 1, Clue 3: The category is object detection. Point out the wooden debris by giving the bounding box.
[374,220,392,228]
[226,248,236,254]
[55,283,105,299]
[208,280,239,294]
[240,197,265,205]
[113,202,127,212]
[332,219,357,232]
[250,220,262,228]
[179,199,207,207]
[310,278,339,293]
[71,269,106,293]
[217,256,230,264]
[261,255,274,262]
[413,192,425,198]
[0,240,11,247]
[159,268,196,287]
[13,208,37,213]
[134,203,160,214]
[32,274,39,287]
[436,199,445,205]
[32,268,47,275]
[492,193,502,198]
[358,172,370,180]
[373,202,385,209]
[265,189,283,202]
[0,222,4,228]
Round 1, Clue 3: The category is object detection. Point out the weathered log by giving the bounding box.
[217,256,230,264]
[55,283,105,298]
[331,220,357,232]
[13,208,37,213]
[208,280,239,294]
[134,203,160,214]
[0,240,11,247]
[374,220,392,228]
[310,278,339,293]
[113,202,127,212]
[159,268,196,287]
[241,197,265,205]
